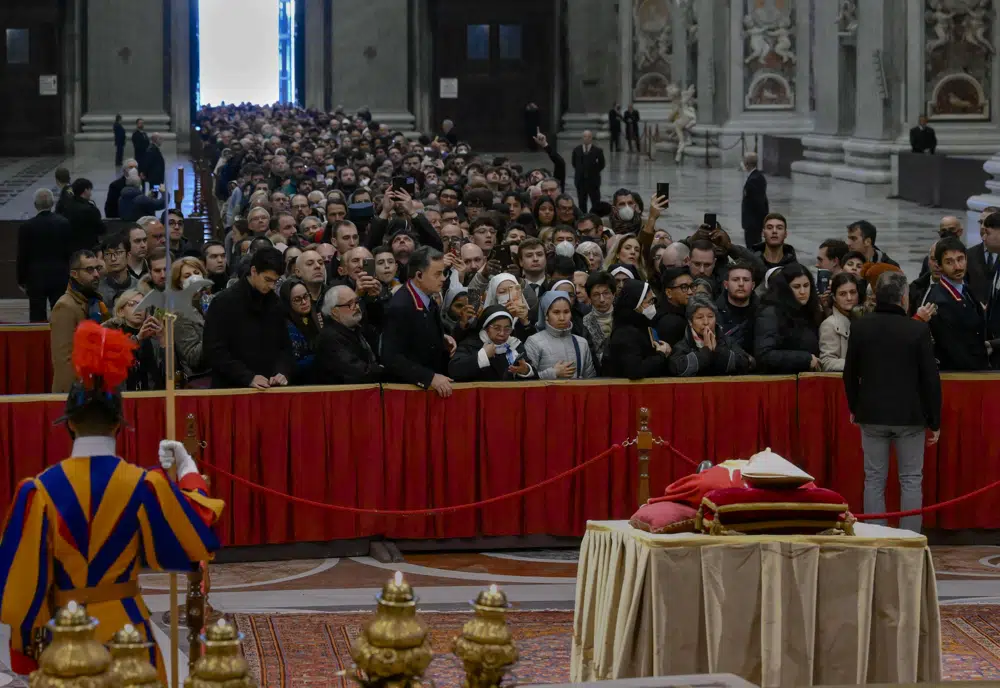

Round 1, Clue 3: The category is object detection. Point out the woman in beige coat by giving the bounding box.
[818,273,861,372]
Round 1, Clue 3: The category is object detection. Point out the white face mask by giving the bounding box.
[182,274,202,289]
[555,240,575,258]
[497,293,511,305]
[642,304,657,320]
[617,205,635,222]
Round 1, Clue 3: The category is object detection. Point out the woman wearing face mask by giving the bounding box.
[753,262,824,373]
[104,289,165,391]
[441,284,477,344]
[279,278,322,384]
[484,272,535,338]
[669,294,751,376]
[603,234,646,280]
[606,279,671,379]
[170,257,213,385]
[818,272,860,372]
[525,291,597,380]
[449,306,536,382]
[532,196,556,233]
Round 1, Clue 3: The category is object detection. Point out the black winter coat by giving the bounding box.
[203,278,294,387]
[668,325,752,377]
[314,318,384,384]
[653,301,688,347]
[448,335,534,382]
[926,282,990,371]
[17,211,72,293]
[381,282,449,388]
[753,304,819,373]
[61,197,105,253]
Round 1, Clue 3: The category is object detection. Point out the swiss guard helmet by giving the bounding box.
[58,321,137,435]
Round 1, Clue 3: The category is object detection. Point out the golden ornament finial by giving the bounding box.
[184,617,256,688]
[108,623,162,687]
[30,602,115,687]
[347,573,433,688]
[454,584,518,688]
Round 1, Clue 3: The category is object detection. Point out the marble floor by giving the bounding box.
[0,148,951,321]
[0,544,999,685]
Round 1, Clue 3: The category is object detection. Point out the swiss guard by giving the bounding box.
[0,321,225,679]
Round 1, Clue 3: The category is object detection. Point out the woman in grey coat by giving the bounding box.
[525,291,597,380]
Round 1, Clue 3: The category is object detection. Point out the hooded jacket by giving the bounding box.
[606,279,671,380]
[525,292,597,379]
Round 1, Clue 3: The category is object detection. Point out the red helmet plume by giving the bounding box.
[71,321,137,390]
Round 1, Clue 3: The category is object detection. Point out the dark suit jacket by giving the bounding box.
[608,109,622,135]
[927,282,989,370]
[314,318,384,384]
[60,197,105,253]
[843,305,941,430]
[909,125,937,154]
[142,146,166,186]
[571,145,605,189]
[742,169,769,235]
[16,211,72,293]
[104,175,127,218]
[380,281,449,388]
[113,123,126,147]
[132,129,150,162]
[966,243,993,306]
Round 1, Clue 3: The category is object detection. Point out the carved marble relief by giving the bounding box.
[837,0,858,38]
[744,0,797,110]
[925,0,993,121]
[632,0,672,100]
[677,0,698,88]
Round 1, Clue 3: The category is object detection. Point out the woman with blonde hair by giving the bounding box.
[103,289,164,390]
[169,257,212,384]
[603,233,646,280]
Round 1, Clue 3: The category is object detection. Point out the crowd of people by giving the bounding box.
[15,104,1000,395]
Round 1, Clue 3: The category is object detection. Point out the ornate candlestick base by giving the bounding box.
[453,585,518,688]
[184,618,256,688]
[108,624,163,687]
[30,601,115,687]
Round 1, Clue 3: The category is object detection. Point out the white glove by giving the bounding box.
[158,440,198,480]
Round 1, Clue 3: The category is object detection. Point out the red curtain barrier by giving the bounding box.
[0,325,52,395]
[797,373,1000,529]
[0,374,996,546]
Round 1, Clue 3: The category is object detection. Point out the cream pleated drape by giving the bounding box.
[571,521,941,687]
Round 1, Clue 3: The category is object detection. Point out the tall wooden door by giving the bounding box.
[431,0,555,152]
[0,2,64,155]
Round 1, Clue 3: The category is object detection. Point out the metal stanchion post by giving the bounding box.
[636,407,653,507]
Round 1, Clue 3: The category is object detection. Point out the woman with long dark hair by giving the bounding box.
[532,195,556,233]
[753,262,823,373]
[278,278,322,384]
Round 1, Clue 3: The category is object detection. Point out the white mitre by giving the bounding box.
[742,447,814,486]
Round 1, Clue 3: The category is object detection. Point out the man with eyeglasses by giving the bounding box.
[163,209,192,257]
[50,250,108,392]
[97,233,138,308]
[315,285,384,384]
[203,246,293,389]
[469,216,497,253]
[439,188,461,212]
[655,266,695,346]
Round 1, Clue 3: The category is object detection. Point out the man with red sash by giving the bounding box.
[926,236,989,370]
[0,321,224,680]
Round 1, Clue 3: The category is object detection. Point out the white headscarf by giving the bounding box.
[484,272,521,307]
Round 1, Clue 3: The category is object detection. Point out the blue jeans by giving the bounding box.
[859,424,926,532]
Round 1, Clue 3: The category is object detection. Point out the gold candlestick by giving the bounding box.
[108,624,163,687]
[184,618,256,688]
[349,572,433,688]
[453,584,518,688]
[30,601,115,687]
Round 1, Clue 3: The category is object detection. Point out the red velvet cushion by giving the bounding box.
[630,501,699,534]
[699,486,851,535]
[647,464,747,509]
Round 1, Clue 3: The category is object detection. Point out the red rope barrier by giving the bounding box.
[655,441,701,468]
[854,477,1000,520]
[198,444,623,516]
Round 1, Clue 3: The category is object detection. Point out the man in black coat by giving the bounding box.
[741,152,769,247]
[909,115,937,154]
[314,284,384,384]
[60,178,105,253]
[113,114,126,168]
[570,130,606,214]
[132,118,150,166]
[142,133,166,189]
[654,267,694,347]
[608,104,622,153]
[203,246,294,388]
[843,270,941,532]
[380,246,456,397]
[17,189,72,322]
[966,206,999,304]
[104,159,137,218]
[927,237,989,371]
[978,212,1000,366]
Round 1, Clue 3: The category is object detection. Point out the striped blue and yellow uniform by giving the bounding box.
[0,453,224,676]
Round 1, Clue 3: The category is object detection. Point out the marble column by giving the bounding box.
[830,0,905,198]
[169,0,192,153]
[75,0,174,158]
[559,0,619,141]
[791,0,852,185]
[303,0,327,110]
[687,0,728,166]
[331,0,414,130]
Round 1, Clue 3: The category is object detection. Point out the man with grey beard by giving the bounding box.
[314,285,384,384]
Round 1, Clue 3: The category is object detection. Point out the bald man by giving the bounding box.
[741,152,769,247]
[295,249,327,303]
[920,216,966,277]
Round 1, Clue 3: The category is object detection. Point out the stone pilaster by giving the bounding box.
[331,0,414,130]
[560,0,619,141]
[303,0,327,110]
